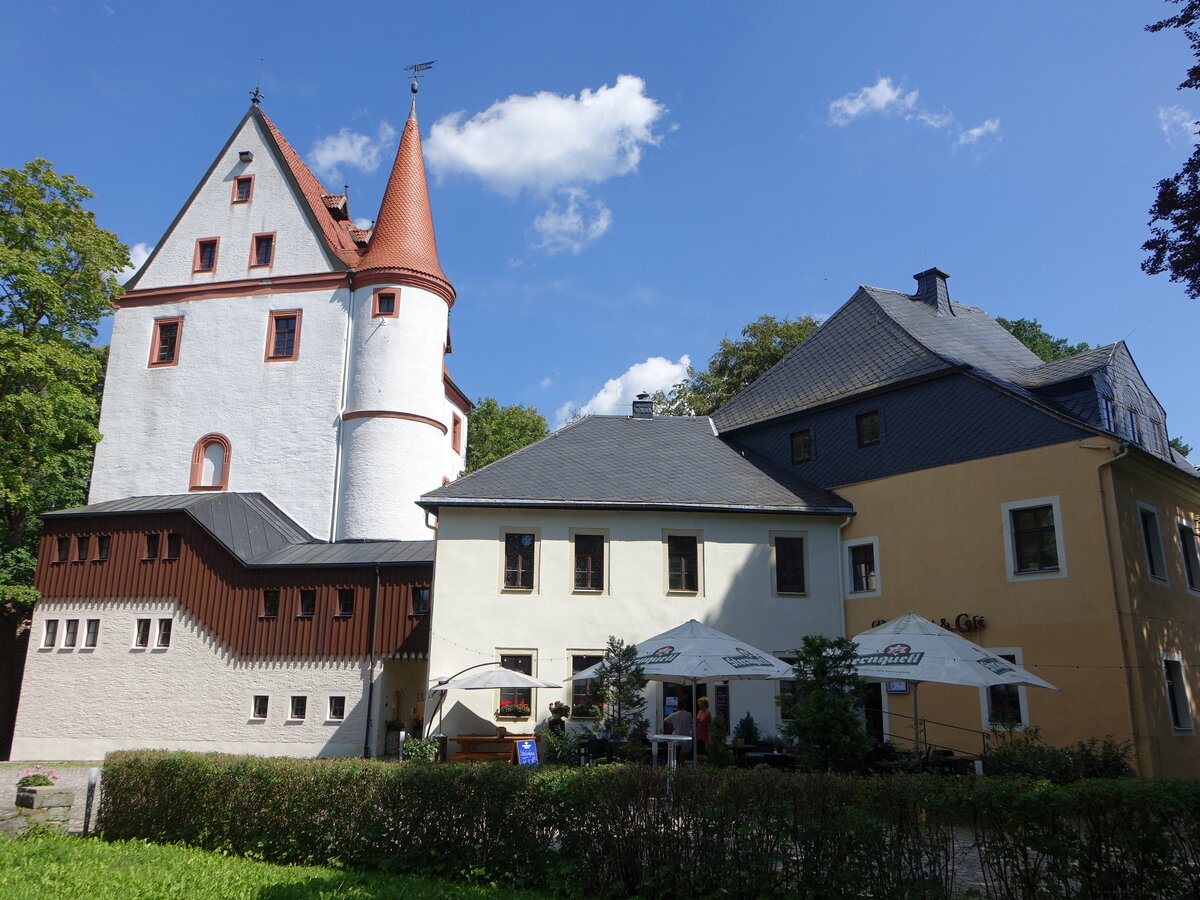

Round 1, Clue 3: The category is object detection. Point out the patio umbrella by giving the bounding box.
[850,612,1058,752]
[569,619,795,763]
[428,664,561,734]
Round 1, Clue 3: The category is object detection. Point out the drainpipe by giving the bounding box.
[329,271,356,542]
[1093,441,1142,773]
[362,563,381,758]
[836,514,853,634]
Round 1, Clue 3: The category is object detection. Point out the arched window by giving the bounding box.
[190,433,231,491]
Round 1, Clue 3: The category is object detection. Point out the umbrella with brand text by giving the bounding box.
[851,612,1057,752]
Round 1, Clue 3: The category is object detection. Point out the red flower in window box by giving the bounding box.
[495,699,532,718]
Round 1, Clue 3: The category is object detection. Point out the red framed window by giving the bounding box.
[451,414,462,453]
[231,175,254,204]
[372,289,399,318]
[250,233,275,268]
[149,317,183,367]
[265,309,301,361]
[193,238,219,272]
[190,433,231,491]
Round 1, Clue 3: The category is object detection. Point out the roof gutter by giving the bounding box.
[416,498,855,516]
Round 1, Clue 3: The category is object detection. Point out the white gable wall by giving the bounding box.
[428,507,844,738]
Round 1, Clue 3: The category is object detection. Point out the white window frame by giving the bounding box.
[770,530,808,597]
[663,529,704,596]
[250,695,269,721]
[288,695,308,721]
[1137,501,1169,585]
[63,618,78,649]
[83,618,99,649]
[155,617,173,649]
[569,528,609,594]
[498,526,540,594]
[327,695,346,722]
[1178,516,1200,596]
[844,536,881,597]
[133,617,151,649]
[496,648,538,716]
[1000,496,1068,582]
[978,647,1030,731]
[42,619,58,649]
[1162,653,1195,734]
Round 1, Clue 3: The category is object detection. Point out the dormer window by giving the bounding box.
[1099,397,1116,432]
[194,238,219,273]
[251,233,275,268]
[232,175,254,204]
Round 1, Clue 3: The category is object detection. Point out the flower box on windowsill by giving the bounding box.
[496,702,532,719]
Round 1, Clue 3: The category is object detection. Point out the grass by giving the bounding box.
[0,830,549,900]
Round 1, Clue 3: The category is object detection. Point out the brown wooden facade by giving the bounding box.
[35,512,431,660]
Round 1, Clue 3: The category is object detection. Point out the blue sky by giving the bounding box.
[4,1,1198,446]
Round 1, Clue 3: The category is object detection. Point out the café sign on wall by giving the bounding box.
[870,614,986,634]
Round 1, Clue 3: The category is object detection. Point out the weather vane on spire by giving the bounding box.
[250,58,265,106]
[404,60,436,95]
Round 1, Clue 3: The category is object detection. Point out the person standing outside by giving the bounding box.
[694,696,711,755]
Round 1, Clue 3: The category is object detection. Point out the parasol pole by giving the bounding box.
[912,681,921,756]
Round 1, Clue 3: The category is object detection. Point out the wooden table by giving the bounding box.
[449,733,538,763]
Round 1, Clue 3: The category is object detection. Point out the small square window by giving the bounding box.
[290,696,307,720]
[773,535,806,594]
[504,533,536,590]
[149,318,182,367]
[157,618,172,648]
[84,619,99,648]
[337,588,355,617]
[194,238,219,273]
[55,536,69,564]
[667,534,699,593]
[791,429,813,463]
[266,310,301,361]
[328,696,346,720]
[856,411,882,447]
[262,589,280,618]
[144,533,161,560]
[43,619,58,648]
[574,534,604,591]
[251,233,275,268]
[134,618,151,648]
[64,619,78,648]
[232,175,253,204]
[252,695,269,719]
[96,535,111,561]
[372,290,398,318]
[165,533,181,560]
[299,589,316,617]
[411,586,430,616]
[75,536,89,562]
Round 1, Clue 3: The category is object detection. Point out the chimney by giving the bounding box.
[631,392,654,419]
[911,267,951,315]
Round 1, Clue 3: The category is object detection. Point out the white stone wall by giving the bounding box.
[11,599,371,760]
[426,507,845,739]
[335,282,458,540]
[134,115,334,290]
[90,288,350,539]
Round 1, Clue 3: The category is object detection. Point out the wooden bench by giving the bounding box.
[449,733,539,763]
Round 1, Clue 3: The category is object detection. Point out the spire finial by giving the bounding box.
[250,58,265,106]
[403,60,436,118]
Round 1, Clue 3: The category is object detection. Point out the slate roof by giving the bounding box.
[43,493,434,567]
[419,415,852,514]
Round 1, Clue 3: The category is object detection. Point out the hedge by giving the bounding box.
[97,751,1200,899]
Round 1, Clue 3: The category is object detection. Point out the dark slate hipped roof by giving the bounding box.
[43,493,434,567]
[420,416,852,514]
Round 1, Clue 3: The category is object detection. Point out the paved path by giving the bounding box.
[1,760,103,833]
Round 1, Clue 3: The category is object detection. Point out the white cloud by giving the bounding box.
[353,217,373,230]
[1158,105,1199,145]
[308,122,397,183]
[829,77,1001,153]
[426,75,666,196]
[117,241,152,285]
[955,118,1001,148]
[539,376,554,389]
[533,188,612,254]
[828,77,918,125]
[555,355,690,427]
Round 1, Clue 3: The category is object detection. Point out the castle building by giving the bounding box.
[11,88,466,760]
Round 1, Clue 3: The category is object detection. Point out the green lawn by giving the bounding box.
[0,830,548,900]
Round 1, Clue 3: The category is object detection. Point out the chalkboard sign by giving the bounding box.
[516,739,539,766]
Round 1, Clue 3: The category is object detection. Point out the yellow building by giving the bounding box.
[713,268,1200,777]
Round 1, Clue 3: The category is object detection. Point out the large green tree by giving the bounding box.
[0,159,126,616]
[1143,2,1200,298]
[654,314,821,416]
[463,398,549,473]
[778,635,873,772]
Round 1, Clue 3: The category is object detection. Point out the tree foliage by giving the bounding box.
[0,159,126,616]
[1143,2,1200,297]
[995,316,1092,363]
[778,635,873,772]
[592,635,649,760]
[653,314,821,416]
[463,397,549,473]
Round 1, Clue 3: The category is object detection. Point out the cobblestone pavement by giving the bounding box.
[1,761,103,833]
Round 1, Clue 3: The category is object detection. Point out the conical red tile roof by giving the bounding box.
[358,114,454,303]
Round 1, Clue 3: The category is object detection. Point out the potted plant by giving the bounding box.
[548,700,570,719]
[15,765,58,803]
[496,699,532,718]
